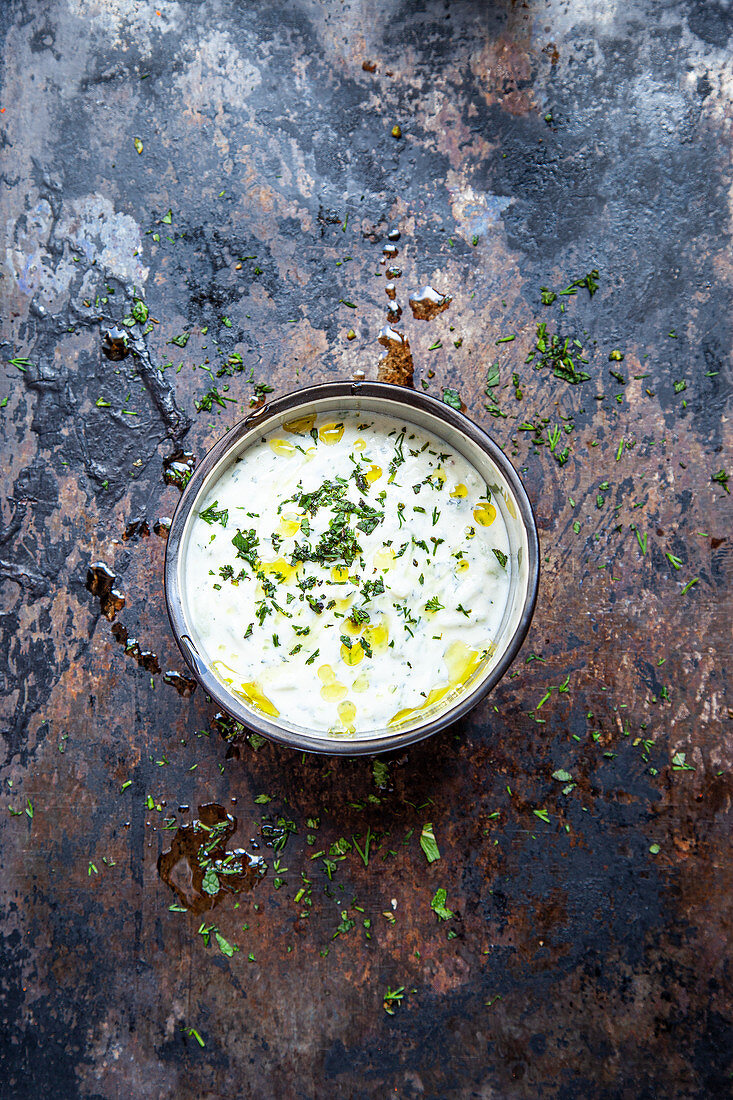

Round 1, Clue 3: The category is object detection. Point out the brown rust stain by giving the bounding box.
[470,35,536,116]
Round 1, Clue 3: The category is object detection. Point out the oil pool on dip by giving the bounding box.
[184,412,512,738]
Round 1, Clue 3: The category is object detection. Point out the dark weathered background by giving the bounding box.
[1,1,731,1097]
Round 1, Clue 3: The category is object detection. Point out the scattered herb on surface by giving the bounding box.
[201,867,220,895]
[712,468,729,494]
[420,822,440,863]
[430,888,454,921]
[383,986,405,1015]
[215,932,235,957]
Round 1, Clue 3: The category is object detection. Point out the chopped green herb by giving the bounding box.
[712,469,729,494]
[383,986,405,1015]
[199,501,229,527]
[562,269,599,297]
[201,867,220,895]
[131,298,149,323]
[430,887,454,921]
[530,322,590,384]
[373,759,389,789]
[671,750,695,772]
[486,363,500,390]
[215,932,235,957]
[232,528,259,569]
[185,1026,205,1047]
[420,822,440,863]
[352,826,373,867]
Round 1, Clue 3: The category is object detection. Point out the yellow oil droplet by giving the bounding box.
[334,597,353,613]
[342,618,363,637]
[434,467,447,485]
[353,438,366,451]
[465,525,476,539]
[338,700,356,726]
[373,546,395,569]
[340,641,364,666]
[269,438,296,457]
[317,664,335,684]
[352,673,370,693]
[322,681,348,702]
[213,664,280,718]
[304,446,317,460]
[388,708,412,727]
[387,642,483,728]
[456,558,470,573]
[450,483,468,498]
[318,421,345,445]
[283,412,316,435]
[389,684,452,728]
[365,464,382,484]
[331,565,350,583]
[363,620,388,649]
[473,502,497,527]
[235,682,280,717]
[212,659,238,684]
[444,640,482,686]
[259,557,299,583]
[504,494,517,519]
[278,513,301,537]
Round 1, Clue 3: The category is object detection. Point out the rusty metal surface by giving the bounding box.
[0,1,731,1097]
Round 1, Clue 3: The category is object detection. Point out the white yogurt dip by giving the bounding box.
[183,411,512,737]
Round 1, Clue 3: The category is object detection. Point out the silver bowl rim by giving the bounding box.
[164,380,540,756]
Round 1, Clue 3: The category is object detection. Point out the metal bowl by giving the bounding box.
[165,381,539,755]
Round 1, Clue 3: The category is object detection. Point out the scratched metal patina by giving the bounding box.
[1,1,731,1097]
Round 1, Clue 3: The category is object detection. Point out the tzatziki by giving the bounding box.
[183,411,512,737]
